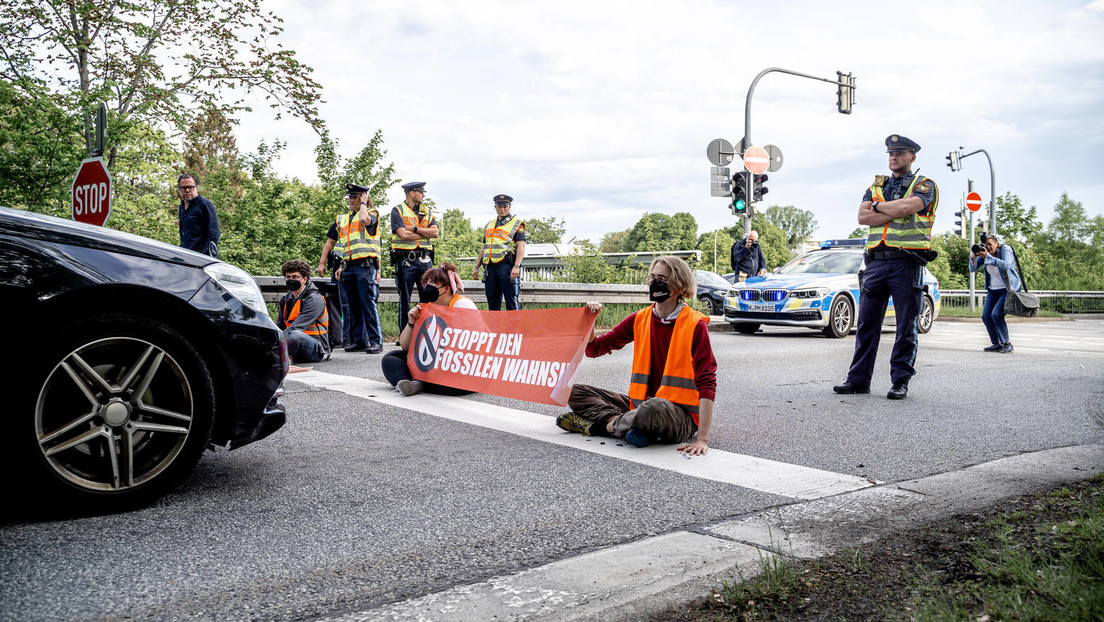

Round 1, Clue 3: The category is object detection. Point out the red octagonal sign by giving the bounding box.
[72,157,112,227]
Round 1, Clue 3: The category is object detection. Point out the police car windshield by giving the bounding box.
[778,252,863,275]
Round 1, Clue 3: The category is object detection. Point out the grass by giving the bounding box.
[651,473,1104,621]
[938,305,1063,318]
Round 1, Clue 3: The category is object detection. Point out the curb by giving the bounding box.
[319,444,1104,622]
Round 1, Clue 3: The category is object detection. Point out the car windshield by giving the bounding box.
[778,252,863,275]
[696,271,731,287]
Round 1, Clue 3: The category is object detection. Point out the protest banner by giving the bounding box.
[407,306,596,405]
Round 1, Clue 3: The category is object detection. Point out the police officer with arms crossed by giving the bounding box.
[333,183,383,354]
[472,194,526,310]
[391,181,439,334]
[834,135,938,400]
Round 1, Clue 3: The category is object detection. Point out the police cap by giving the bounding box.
[885,135,921,153]
[401,181,426,192]
[345,183,369,196]
[493,194,513,204]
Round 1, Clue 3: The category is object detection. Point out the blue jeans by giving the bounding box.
[396,258,432,333]
[483,261,520,310]
[286,330,324,363]
[340,262,381,348]
[982,288,1009,345]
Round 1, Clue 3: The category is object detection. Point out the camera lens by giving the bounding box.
[971,244,984,254]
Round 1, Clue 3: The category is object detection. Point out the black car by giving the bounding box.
[3,207,288,511]
[695,270,731,315]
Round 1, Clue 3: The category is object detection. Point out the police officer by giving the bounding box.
[390,181,438,333]
[472,194,526,310]
[334,183,383,354]
[834,135,939,400]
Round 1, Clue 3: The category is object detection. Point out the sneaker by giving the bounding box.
[983,343,1003,352]
[1000,342,1014,353]
[397,379,424,396]
[556,412,595,436]
[624,429,651,448]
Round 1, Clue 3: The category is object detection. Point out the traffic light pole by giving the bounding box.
[739,67,855,237]
[948,147,997,235]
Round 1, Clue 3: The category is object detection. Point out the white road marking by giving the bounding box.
[289,370,877,500]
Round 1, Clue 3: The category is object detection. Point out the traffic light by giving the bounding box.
[731,172,748,215]
[752,174,768,202]
[836,71,855,115]
[953,208,963,237]
[945,151,961,172]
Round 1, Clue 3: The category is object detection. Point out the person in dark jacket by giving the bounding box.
[176,173,220,257]
[731,230,766,281]
[278,259,332,363]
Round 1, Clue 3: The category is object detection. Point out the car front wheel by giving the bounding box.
[822,296,854,338]
[27,315,215,510]
[917,294,935,334]
[699,294,721,315]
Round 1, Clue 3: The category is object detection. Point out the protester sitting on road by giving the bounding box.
[969,232,1022,354]
[555,256,717,455]
[277,259,331,364]
[381,262,477,396]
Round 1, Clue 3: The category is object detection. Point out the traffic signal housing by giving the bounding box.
[953,208,963,237]
[752,174,768,202]
[731,172,749,215]
[836,71,855,115]
[945,151,961,172]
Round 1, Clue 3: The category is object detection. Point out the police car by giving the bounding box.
[723,239,940,337]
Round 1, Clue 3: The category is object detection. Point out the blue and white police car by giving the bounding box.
[723,239,941,337]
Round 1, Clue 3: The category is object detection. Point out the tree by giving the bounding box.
[994,192,1042,242]
[434,208,482,267]
[761,205,818,250]
[696,229,736,275]
[1047,192,1090,243]
[1,0,324,173]
[599,229,630,254]
[623,212,698,253]
[849,227,867,239]
[526,216,566,244]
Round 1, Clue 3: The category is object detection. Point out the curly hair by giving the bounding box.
[281,259,312,279]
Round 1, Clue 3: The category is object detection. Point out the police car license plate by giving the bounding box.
[750,304,775,312]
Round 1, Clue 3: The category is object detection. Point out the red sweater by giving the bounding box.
[585,307,717,402]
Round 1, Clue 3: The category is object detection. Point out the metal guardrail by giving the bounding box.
[255,277,650,305]
[940,290,1104,314]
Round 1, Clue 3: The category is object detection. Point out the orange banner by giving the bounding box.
[407,306,596,405]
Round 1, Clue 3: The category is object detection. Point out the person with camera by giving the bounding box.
[969,232,1021,354]
[833,134,938,400]
[391,181,439,334]
[472,194,526,310]
[730,230,766,282]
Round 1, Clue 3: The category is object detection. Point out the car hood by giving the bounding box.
[1,206,218,269]
[736,273,856,290]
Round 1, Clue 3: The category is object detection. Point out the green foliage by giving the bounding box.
[849,226,867,239]
[435,207,483,268]
[761,204,819,250]
[623,212,698,252]
[696,229,737,274]
[526,216,566,244]
[994,191,1043,241]
[928,234,968,289]
[598,229,631,253]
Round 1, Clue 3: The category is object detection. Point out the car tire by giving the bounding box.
[22,314,215,511]
[917,293,935,334]
[699,294,720,316]
[822,295,854,338]
[733,323,760,334]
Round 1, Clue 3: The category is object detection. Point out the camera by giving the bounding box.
[971,243,985,254]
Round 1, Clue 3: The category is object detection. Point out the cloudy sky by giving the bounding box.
[233,0,1104,244]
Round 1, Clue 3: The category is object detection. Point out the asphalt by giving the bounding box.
[316,443,1104,622]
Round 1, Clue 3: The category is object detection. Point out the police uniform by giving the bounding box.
[337,183,383,353]
[836,135,938,399]
[390,181,437,332]
[479,194,526,310]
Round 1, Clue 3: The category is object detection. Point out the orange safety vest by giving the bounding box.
[628,305,708,424]
[447,294,469,307]
[281,294,329,337]
[391,202,434,250]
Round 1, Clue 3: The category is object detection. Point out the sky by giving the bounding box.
[232,0,1104,245]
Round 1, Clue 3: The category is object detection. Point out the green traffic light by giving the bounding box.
[732,199,746,213]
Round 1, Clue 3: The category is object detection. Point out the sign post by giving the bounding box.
[966,191,983,213]
[72,157,113,227]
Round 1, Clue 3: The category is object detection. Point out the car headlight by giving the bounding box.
[790,287,831,299]
[204,262,269,315]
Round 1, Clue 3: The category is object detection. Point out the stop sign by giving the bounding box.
[72,157,112,227]
[966,191,983,213]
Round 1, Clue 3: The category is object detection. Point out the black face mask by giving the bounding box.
[419,284,440,304]
[285,279,301,291]
[649,279,672,303]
